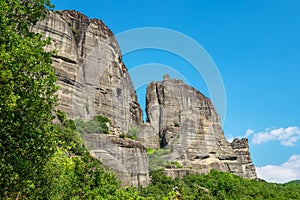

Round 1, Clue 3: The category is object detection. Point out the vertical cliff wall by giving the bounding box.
[140,75,257,179]
[33,10,142,132]
[33,11,148,187]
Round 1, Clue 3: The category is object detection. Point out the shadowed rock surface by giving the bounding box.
[141,75,257,179]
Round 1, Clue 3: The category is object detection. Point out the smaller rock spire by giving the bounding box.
[163,74,170,80]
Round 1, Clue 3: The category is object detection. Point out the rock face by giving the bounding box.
[33,11,147,186]
[141,75,257,179]
[231,138,257,178]
[137,123,160,149]
[33,10,142,132]
[85,134,150,187]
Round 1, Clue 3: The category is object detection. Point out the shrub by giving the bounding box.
[118,127,140,140]
[166,161,182,169]
[127,127,139,140]
[119,133,125,139]
[75,115,111,135]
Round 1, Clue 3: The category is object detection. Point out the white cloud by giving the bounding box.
[252,126,300,146]
[256,154,300,183]
[245,128,254,138]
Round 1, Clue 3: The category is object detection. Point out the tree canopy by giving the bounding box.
[0,0,58,197]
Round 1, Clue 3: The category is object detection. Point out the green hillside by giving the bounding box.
[140,169,300,199]
[287,180,300,185]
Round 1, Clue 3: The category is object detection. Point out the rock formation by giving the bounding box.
[34,10,257,186]
[141,75,257,179]
[33,11,147,186]
[33,10,142,132]
[85,134,150,187]
[231,138,257,178]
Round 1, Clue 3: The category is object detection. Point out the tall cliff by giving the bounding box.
[33,10,148,187]
[33,10,142,132]
[139,75,257,179]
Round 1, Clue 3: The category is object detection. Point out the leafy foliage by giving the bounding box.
[147,148,171,172]
[0,0,57,198]
[165,161,182,169]
[4,108,145,199]
[127,127,139,140]
[139,169,300,200]
[287,180,300,185]
[119,127,140,140]
[75,115,111,135]
[36,116,122,199]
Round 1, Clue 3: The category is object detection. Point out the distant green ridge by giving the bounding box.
[287,180,300,185]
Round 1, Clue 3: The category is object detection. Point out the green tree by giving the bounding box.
[40,147,121,199]
[0,0,57,198]
[39,113,134,199]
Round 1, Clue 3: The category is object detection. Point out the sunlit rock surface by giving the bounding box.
[141,75,257,179]
[33,10,142,132]
[85,134,150,187]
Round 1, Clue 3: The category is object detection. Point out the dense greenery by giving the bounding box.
[36,113,143,199]
[287,180,300,185]
[0,0,58,197]
[0,0,122,198]
[140,170,300,200]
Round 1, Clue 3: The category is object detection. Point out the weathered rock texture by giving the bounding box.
[137,123,160,149]
[231,138,257,178]
[33,10,142,132]
[33,11,146,186]
[85,134,150,187]
[141,75,257,179]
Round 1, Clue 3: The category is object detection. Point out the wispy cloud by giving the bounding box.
[228,126,300,146]
[256,154,300,183]
[245,128,254,138]
[226,129,255,143]
[251,126,300,146]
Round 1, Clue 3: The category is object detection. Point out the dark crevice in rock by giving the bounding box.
[52,55,77,64]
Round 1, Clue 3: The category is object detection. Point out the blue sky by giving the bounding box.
[52,0,300,183]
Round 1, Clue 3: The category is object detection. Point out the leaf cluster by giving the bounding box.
[0,0,57,197]
[119,127,140,140]
[147,148,171,172]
